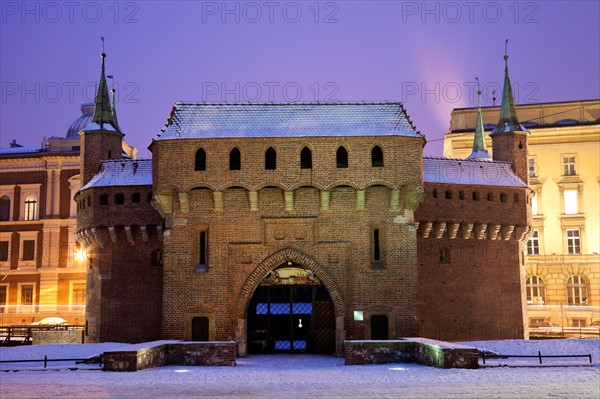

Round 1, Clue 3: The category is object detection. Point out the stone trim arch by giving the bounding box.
[235,247,345,319]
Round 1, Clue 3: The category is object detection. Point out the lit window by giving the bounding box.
[24,194,37,220]
[19,284,34,311]
[566,229,581,254]
[528,158,536,178]
[566,275,588,305]
[564,189,578,214]
[0,285,7,307]
[526,275,545,305]
[563,156,576,176]
[531,193,538,215]
[71,282,86,310]
[527,230,540,255]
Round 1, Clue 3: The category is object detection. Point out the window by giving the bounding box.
[22,240,35,261]
[513,193,519,203]
[567,275,588,305]
[132,193,141,203]
[0,241,9,262]
[487,193,493,201]
[528,158,536,178]
[0,195,10,221]
[70,282,86,311]
[459,191,465,200]
[531,193,538,215]
[566,229,580,254]
[0,285,6,308]
[24,194,37,220]
[371,146,384,167]
[265,147,277,170]
[564,189,578,214]
[472,192,480,201]
[373,229,381,261]
[300,147,312,169]
[147,192,153,202]
[87,196,91,207]
[229,148,241,170]
[526,276,545,305]
[115,193,124,205]
[99,194,108,205]
[196,231,208,272]
[371,227,384,268]
[445,191,452,199]
[336,146,348,168]
[500,193,507,202]
[563,156,576,176]
[572,319,587,327]
[527,230,540,255]
[19,284,34,311]
[432,189,438,199]
[195,148,206,171]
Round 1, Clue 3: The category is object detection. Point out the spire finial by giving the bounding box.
[475,77,481,106]
[90,41,120,133]
[504,38,509,61]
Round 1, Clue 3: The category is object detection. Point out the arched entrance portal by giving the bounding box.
[247,264,336,354]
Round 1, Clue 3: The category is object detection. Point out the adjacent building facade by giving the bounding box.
[444,99,600,328]
[76,52,532,355]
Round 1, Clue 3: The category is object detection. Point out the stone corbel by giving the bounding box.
[474,224,488,240]
[178,192,189,213]
[405,185,425,210]
[501,225,515,240]
[356,190,365,211]
[125,226,133,242]
[420,222,433,239]
[514,226,529,241]
[390,189,400,211]
[320,191,330,211]
[447,223,460,239]
[488,224,502,240]
[284,191,294,212]
[155,193,173,215]
[249,191,258,212]
[140,226,149,243]
[461,223,474,239]
[108,227,117,243]
[213,191,223,213]
[433,222,446,239]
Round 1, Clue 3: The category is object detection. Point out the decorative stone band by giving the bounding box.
[76,225,164,248]
[417,221,531,241]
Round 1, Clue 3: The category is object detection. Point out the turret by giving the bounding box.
[79,49,124,186]
[490,40,529,183]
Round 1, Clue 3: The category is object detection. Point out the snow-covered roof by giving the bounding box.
[79,159,152,191]
[156,102,424,140]
[0,145,42,155]
[423,157,527,188]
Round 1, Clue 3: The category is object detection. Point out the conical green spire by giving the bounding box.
[490,45,527,136]
[467,79,492,161]
[91,52,120,132]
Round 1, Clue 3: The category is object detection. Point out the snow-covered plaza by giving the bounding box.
[1,339,599,398]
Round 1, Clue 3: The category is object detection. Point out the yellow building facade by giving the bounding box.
[444,99,600,330]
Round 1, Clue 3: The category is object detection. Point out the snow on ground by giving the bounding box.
[1,339,599,399]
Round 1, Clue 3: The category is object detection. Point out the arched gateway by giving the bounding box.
[235,248,345,356]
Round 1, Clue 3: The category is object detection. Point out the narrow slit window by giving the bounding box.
[195,148,206,171]
[196,230,208,272]
[373,229,381,261]
[265,147,277,170]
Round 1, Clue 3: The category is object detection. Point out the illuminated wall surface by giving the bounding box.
[445,99,600,328]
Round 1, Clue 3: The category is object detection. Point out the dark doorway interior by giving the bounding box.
[371,315,389,340]
[247,285,335,354]
[191,317,209,341]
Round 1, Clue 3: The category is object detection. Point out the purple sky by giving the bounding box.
[1,1,599,157]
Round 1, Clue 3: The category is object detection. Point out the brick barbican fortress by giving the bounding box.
[75,52,532,356]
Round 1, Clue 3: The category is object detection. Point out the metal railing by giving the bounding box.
[0,324,84,346]
[481,351,592,365]
[0,355,102,369]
